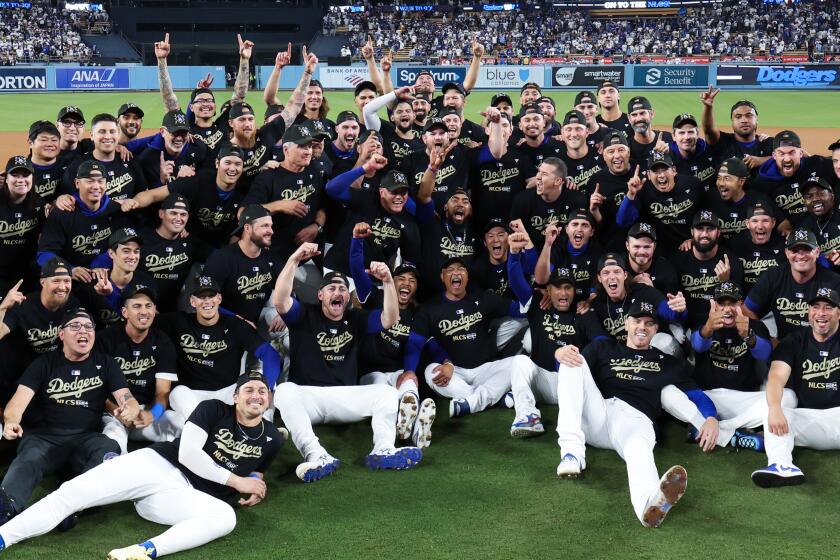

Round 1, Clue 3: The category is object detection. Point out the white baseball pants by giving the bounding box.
[424,355,531,412]
[0,448,235,557]
[360,369,419,398]
[169,383,236,429]
[764,406,840,466]
[511,362,558,419]
[102,407,181,455]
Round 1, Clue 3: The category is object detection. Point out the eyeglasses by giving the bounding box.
[192,98,215,104]
[59,120,85,128]
[64,322,95,332]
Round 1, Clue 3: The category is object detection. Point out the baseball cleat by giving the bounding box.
[107,544,153,559]
[412,398,436,449]
[397,392,419,440]
[751,463,805,488]
[495,391,515,409]
[57,513,79,532]
[642,465,687,528]
[510,414,545,438]
[0,487,18,528]
[556,453,585,478]
[365,447,423,471]
[730,430,764,452]
[449,398,470,418]
[295,453,340,483]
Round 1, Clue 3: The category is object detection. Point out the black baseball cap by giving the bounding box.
[76,160,106,179]
[628,96,652,112]
[380,170,410,192]
[232,204,270,236]
[828,138,840,152]
[423,117,447,133]
[60,307,94,328]
[548,266,575,287]
[393,261,419,278]
[536,96,555,108]
[354,80,377,97]
[282,124,316,145]
[309,79,324,90]
[517,103,542,118]
[746,201,773,219]
[416,70,433,79]
[441,256,468,270]
[413,91,432,104]
[448,187,470,201]
[358,129,383,145]
[562,110,586,127]
[730,100,757,116]
[574,91,597,106]
[57,105,84,121]
[264,104,284,121]
[718,157,749,179]
[597,81,620,93]
[567,208,595,226]
[692,210,720,228]
[482,218,509,235]
[304,119,333,140]
[118,103,144,118]
[109,227,143,249]
[162,110,189,133]
[216,145,245,161]
[786,228,819,250]
[603,130,629,148]
[190,88,215,103]
[438,107,461,120]
[626,299,656,320]
[229,102,255,119]
[673,113,698,129]
[123,283,157,303]
[647,153,675,170]
[628,222,657,241]
[520,82,541,93]
[161,193,189,211]
[5,155,33,175]
[192,275,220,297]
[41,256,71,278]
[714,281,742,303]
[335,110,360,126]
[808,287,840,307]
[320,270,349,290]
[235,370,270,391]
[799,176,833,197]
[597,252,627,272]
[773,130,801,150]
[28,120,60,141]
[491,93,513,107]
[441,82,466,97]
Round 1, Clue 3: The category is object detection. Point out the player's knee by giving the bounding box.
[273,381,301,409]
[781,388,798,409]
[210,503,237,537]
[423,363,441,384]
[397,371,418,389]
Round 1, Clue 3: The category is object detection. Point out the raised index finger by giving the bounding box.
[634,164,640,178]
[164,33,170,44]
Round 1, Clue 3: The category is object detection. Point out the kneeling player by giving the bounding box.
[0,372,283,559]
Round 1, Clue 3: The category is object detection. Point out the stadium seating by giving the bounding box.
[0,3,104,65]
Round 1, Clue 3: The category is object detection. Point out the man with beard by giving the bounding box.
[220,103,286,190]
[97,284,179,455]
[751,287,840,488]
[469,111,525,227]
[519,82,542,111]
[326,111,362,177]
[728,201,786,298]
[490,93,514,121]
[136,111,209,188]
[535,212,599,304]
[573,91,609,152]
[699,91,772,170]
[705,157,779,240]
[515,104,563,181]
[440,82,486,144]
[362,87,424,165]
[799,177,840,266]
[273,243,422,481]
[262,44,318,131]
[60,114,146,202]
[293,78,334,130]
[617,153,705,254]
[26,121,66,203]
[558,110,603,196]
[626,96,671,170]
[537,96,561,138]
[745,228,840,340]
[595,81,632,135]
[672,211,743,329]
[511,157,586,244]
[204,206,281,335]
[623,223,680,296]
[55,106,92,163]
[411,91,432,133]
[116,103,144,144]
[589,130,634,251]
[753,131,834,229]
[669,113,718,193]
[350,226,436,449]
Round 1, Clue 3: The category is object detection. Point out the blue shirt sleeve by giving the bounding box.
[750,335,772,361]
[350,237,373,303]
[690,329,714,353]
[415,199,435,225]
[403,331,429,373]
[684,388,717,419]
[506,252,533,306]
[254,342,281,388]
[280,298,304,325]
[326,166,366,203]
[366,309,384,334]
[743,296,761,315]
[426,338,450,364]
[657,299,687,324]
[616,195,640,227]
[404,196,417,216]
[125,134,159,155]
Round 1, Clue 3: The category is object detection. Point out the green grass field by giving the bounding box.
[0,89,838,132]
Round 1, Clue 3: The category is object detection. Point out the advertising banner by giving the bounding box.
[550,65,624,87]
[474,66,544,88]
[0,67,47,91]
[395,66,467,87]
[716,64,840,88]
[319,66,372,89]
[632,65,709,87]
[55,67,130,90]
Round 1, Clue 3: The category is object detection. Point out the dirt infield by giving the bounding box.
[0,126,836,172]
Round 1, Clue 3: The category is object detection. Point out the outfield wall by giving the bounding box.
[2,63,839,92]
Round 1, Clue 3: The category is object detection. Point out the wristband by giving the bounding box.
[150,403,166,422]
[248,472,262,479]
[427,166,438,173]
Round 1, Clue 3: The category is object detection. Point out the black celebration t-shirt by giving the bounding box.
[772,330,840,409]
[96,325,177,405]
[203,244,281,324]
[693,320,770,391]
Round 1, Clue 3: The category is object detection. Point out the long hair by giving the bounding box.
[0,175,37,212]
[319,96,330,120]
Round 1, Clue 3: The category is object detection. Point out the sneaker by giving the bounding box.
[751,463,805,488]
[449,398,470,418]
[277,427,289,446]
[556,453,585,478]
[642,465,688,528]
[56,513,78,532]
[730,430,764,452]
[495,391,515,409]
[365,447,423,471]
[412,399,436,449]
[397,393,419,441]
[295,453,340,483]
[107,544,153,560]
[510,414,545,438]
[0,487,18,528]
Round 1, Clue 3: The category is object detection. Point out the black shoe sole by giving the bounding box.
[751,472,805,488]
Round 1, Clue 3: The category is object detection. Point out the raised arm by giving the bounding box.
[368,261,399,329]
[263,43,291,106]
[231,34,254,104]
[418,142,456,204]
[463,33,484,93]
[699,86,721,145]
[361,36,385,94]
[280,46,317,128]
[485,107,507,160]
[272,242,320,315]
[155,33,180,112]
[534,224,558,285]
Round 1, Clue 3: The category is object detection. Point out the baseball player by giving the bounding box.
[595,81,632,134]
[55,105,90,162]
[751,288,840,488]
[589,130,636,251]
[0,371,283,559]
[554,299,718,527]
[0,156,45,293]
[705,157,779,240]
[25,121,66,203]
[668,113,718,193]
[573,91,610,151]
[799,176,840,266]
[272,243,422,482]
[625,96,671,169]
[727,201,785,298]
[699,92,772,169]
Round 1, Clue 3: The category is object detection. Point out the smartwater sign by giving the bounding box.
[474,66,544,88]
[0,68,47,91]
[55,67,130,90]
[551,66,624,87]
[716,65,840,88]
[396,66,467,87]
[632,65,709,87]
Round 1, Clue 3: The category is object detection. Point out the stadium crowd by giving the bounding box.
[0,4,97,65]
[325,0,840,61]
[0,28,839,559]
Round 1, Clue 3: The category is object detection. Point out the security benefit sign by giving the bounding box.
[0,68,47,91]
[716,64,840,88]
[55,67,130,90]
[632,65,709,87]
[551,66,624,87]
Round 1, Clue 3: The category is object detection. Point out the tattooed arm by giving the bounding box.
[155,33,180,112]
[231,33,254,104]
[113,388,141,423]
[281,45,317,128]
